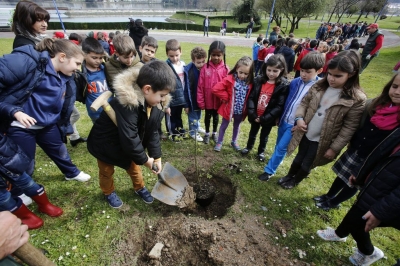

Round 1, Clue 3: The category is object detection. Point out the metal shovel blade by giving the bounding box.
[151,162,189,206]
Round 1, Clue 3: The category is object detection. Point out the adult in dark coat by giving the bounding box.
[129,19,148,57]
[317,132,400,265]
[11,1,49,49]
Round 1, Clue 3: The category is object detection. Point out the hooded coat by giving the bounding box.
[87,68,171,170]
[104,54,143,90]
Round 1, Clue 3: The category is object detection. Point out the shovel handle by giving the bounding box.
[13,242,55,266]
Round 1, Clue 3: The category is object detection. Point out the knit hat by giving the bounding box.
[53,31,64,39]
[367,23,379,29]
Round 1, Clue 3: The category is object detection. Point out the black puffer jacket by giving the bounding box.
[354,128,400,223]
[87,68,171,170]
[247,76,289,126]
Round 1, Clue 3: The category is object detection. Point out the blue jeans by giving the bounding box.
[7,125,80,178]
[0,172,41,211]
[264,121,293,175]
[246,28,253,38]
[187,110,202,137]
[204,26,209,36]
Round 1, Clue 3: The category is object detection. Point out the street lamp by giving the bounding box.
[265,0,276,38]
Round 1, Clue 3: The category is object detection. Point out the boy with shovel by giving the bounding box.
[87,61,175,208]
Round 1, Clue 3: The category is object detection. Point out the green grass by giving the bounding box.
[1,38,400,265]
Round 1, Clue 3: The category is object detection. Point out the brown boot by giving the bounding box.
[31,188,63,217]
[12,204,43,230]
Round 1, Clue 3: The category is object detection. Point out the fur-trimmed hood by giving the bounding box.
[112,67,171,111]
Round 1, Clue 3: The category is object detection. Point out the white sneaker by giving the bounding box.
[349,246,384,266]
[198,127,206,134]
[18,194,33,206]
[65,171,91,182]
[317,227,347,242]
[190,133,203,142]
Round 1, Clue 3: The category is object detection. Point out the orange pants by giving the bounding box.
[97,160,145,195]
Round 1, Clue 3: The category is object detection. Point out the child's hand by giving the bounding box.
[363,211,381,232]
[349,174,356,186]
[165,108,171,116]
[295,120,307,132]
[151,159,162,175]
[184,108,189,114]
[324,148,336,160]
[14,111,36,128]
[255,117,260,123]
[144,157,154,171]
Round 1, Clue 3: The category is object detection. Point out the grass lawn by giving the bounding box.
[1,37,399,265]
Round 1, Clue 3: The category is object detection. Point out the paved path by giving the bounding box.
[0,29,398,48]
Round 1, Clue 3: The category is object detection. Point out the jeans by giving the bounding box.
[217,114,242,143]
[169,105,185,137]
[292,135,319,173]
[7,125,81,178]
[265,121,293,175]
[69,105,81,141]
[97,159,144,195]
[361,55,375,73]
[187,109,202,136]
[246,28,253,38]
[245,122,273,154]
[255,60,263,76]
[204,26,209,36]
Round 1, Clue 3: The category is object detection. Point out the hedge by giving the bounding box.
[48,21,261,33]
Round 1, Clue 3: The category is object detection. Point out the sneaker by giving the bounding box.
[198,127,206,134]
[258,172,272,182]
[18,194,33,206]
[65,171,91,182]
[230,141,241,151]
[212,134,218,143]
[214,142,222,152]
[313,194,332,202]
[241,148,251,155]
[190,133,203,142]
[349,246,384,266]
[317,227,347,242]
[315,200,340,211]
[135,187,154,204]
[203,134,210,144]
[105,191,123,208]
[257,153,266,162]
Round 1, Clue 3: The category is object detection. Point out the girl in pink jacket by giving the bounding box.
[212,56,254,152]
[197,41,229,144]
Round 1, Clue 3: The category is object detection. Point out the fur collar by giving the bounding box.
[113,67,171,111]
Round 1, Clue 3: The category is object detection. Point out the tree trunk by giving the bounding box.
[327,9,336,23]
[355,11,363,23]
[365,11,370,18]
[315,15,319,20]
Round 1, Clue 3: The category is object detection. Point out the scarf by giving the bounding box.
[16,23,45,44]
[233,74,249,115]
[370,104,400,130]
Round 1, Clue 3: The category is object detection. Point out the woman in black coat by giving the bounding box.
[129,19,148,57]
[317,129,400,265]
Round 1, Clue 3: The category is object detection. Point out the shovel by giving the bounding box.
[151,162,189,206]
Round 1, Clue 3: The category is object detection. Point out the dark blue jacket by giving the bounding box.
[166,59,188,107]
[98,39,110,55]
[276,46,295,72]
[183,62,200,111]
[0,134,31,178]
[0,45,75,142]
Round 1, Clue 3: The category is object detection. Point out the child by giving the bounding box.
[184,47,207,142]
[108,32,115,55]
[0,38,90,183]
[256,39,269,76]
[97,32,110,55]
[87,61,175,208]
[252,37,263,73]
[197,41,229,144]
[105,33,143,90]
[241,54,289,161]
[258,52,325,181]
[317,41,329,56]
[165,39,188,142]
[279,50,367,189]
[139,36,158,64]
[80,37,111,122]
[0,135,63,229]
[314,73,400,210]
[293,39,318,78]
[212,56,254,152]
[321,44,339,77]
[276,39,296,74]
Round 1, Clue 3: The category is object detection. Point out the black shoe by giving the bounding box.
[313,194,332,202]
[315,199,340,211]
[241,148,250,155]
[203,135,210,144]
[280,179,297,189]
[258,172,272,182]
[70,137,87,147]
[257,153,265,162]
[277,175,293,185]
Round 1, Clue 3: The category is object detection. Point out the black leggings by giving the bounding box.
[204,109,219,134]
[327,177,358,206]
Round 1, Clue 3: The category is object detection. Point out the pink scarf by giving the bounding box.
[370,104,400,130]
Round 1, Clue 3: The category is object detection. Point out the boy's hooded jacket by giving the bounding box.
[0,45,76,142]
[105,54,143,90]
[87,68,171,169]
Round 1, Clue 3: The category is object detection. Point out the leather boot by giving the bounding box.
[277,162,302,185]
[281,168,309,189]
[12,204,43,230]
[31,188,63,217]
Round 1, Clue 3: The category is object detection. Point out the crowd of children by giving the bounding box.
[0,2,399,264]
